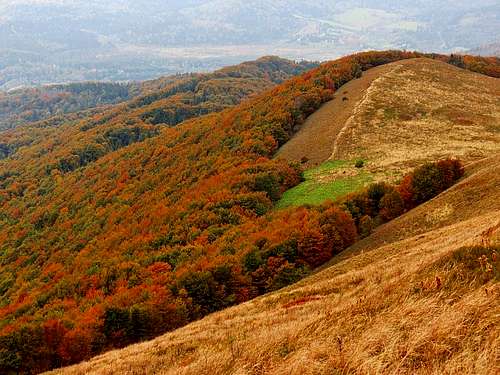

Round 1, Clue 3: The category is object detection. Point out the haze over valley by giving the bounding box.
[1,0,499,89]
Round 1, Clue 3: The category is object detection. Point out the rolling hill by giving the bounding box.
[276,57,500,207]
[0,82,141,132]
[0,56,315,132]
[47,153,500,375]
[0,56,314,161]
[0,51,498,374]
[45,57,500,375]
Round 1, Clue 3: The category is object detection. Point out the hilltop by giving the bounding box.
[0,52,498,373]
[276,57,500,207]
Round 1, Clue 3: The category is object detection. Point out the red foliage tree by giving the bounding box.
[379,189,405,222]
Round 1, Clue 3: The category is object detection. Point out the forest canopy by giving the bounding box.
[0,51,498,373]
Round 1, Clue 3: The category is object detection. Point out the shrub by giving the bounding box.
[319,206,357,254]
[251,173,281,202]
[243,250,264,273]
[436,158,464,189]
[398,174,415,209]
[366,182,392,215]
[268,263,309,291]
[355,159,364,168]
[342,158,463,235]
[341,191,370,224]
[408,158,464,205]
[411,163,444,204]
[379,189,405,222]
[177,271,223,316]
[358,215,374,238]
[298,228,329,268]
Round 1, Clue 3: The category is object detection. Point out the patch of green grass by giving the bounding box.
[276,160,373,209]
[303,160,349,178]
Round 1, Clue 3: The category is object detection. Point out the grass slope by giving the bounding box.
[277,58,500,209]
[333,58,500,178]
[49,153,500,375]
[47,57,500,375]
[274,62,398,167]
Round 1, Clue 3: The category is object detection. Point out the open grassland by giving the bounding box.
[276,160,372,208]
[277,58,500,208]
[275,62,400,168]
[49,154,500,375]
[332,58,500,182]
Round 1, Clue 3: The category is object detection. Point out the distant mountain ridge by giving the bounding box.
[469,41,500,57]
[1,0,499,89]
[0,82,141,132]
[0,56,315,133]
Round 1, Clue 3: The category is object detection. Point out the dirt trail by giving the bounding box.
[275,59,415,167]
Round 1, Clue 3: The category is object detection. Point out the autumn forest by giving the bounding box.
[0,51,499,374]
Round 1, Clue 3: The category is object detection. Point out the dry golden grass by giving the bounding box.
[48,153,500,375]
[332,58,500,182]
[276,61,401,168]
[277,58,500,211]
[278,58,500,179]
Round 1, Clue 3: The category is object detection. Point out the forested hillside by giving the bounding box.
[0,56,315,132]
[50,153,500,375]
[0,83,140,131]
[0,56,315,163]
[0,51,498,373]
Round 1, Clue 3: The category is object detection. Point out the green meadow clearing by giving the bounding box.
[277,160,373,208]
